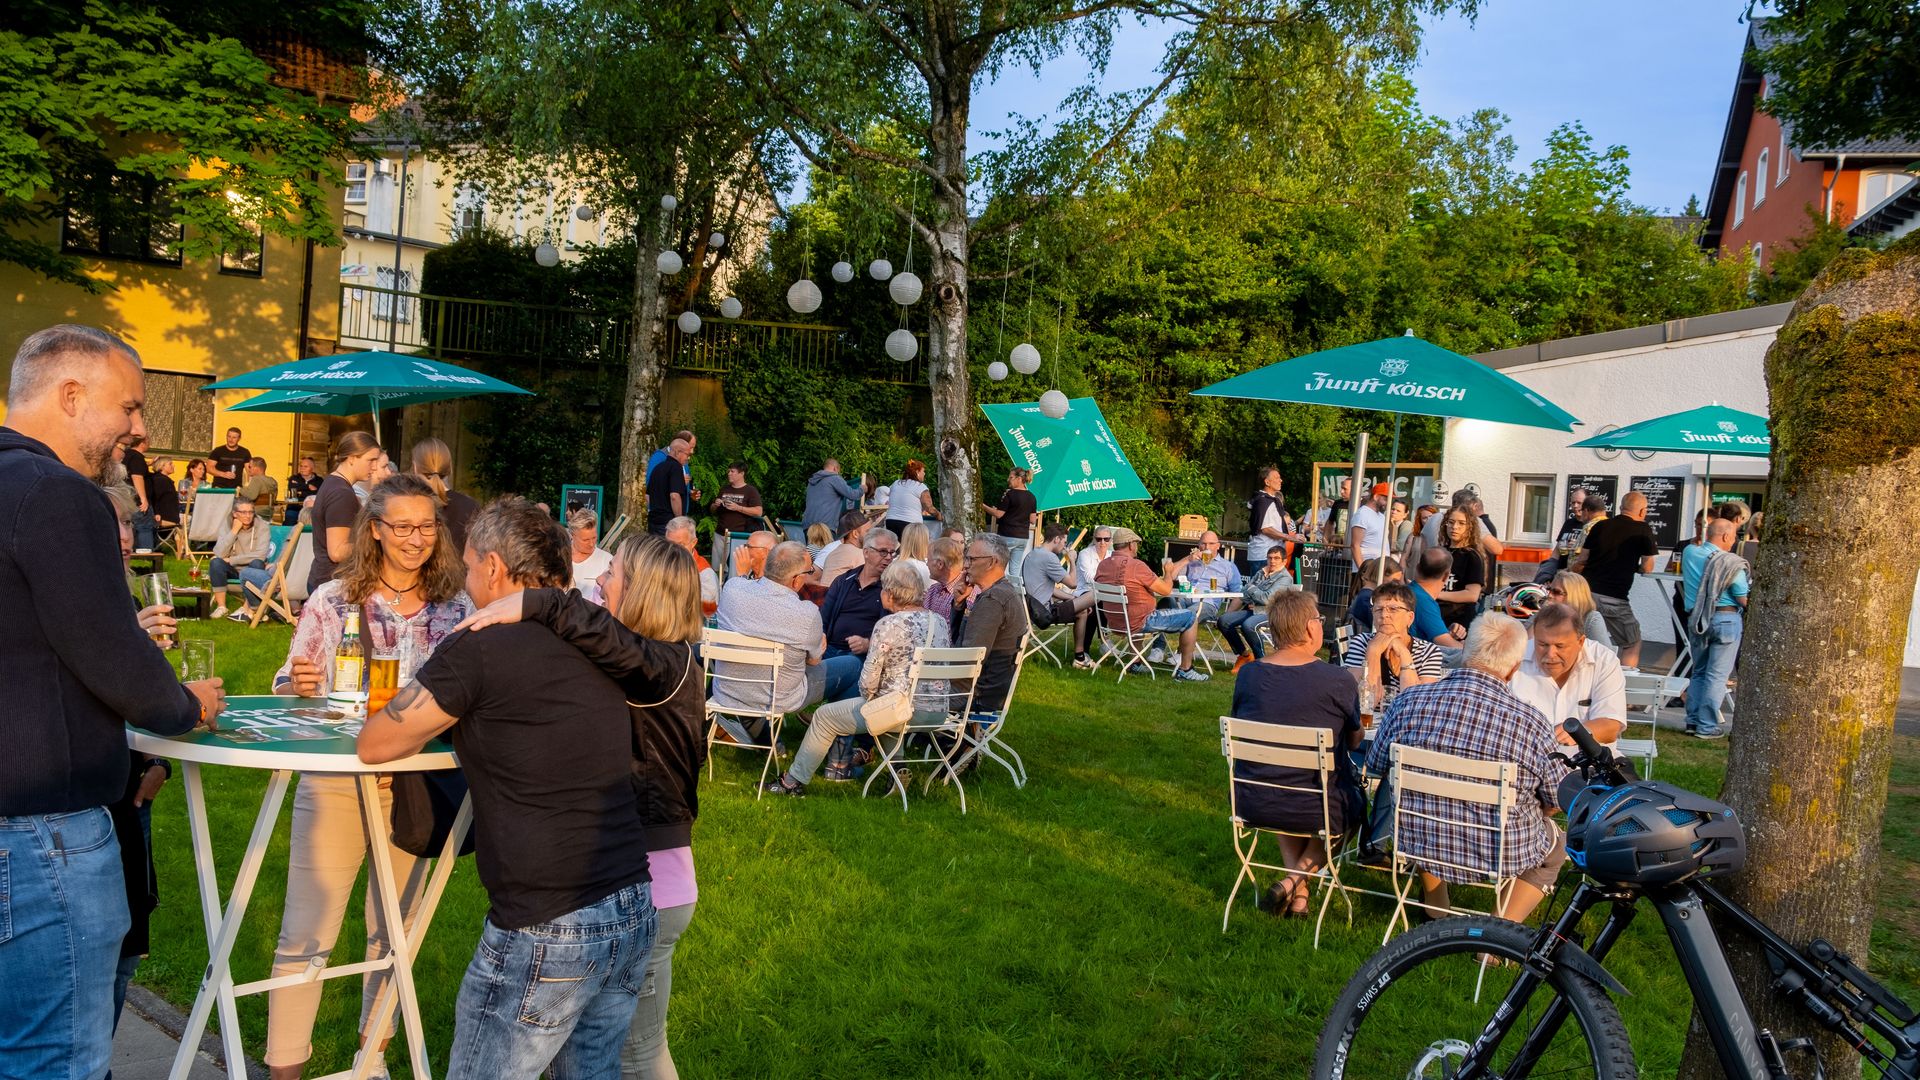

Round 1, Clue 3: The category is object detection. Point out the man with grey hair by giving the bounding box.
[664,514,720,605]
[1681,516,1749,739]
[714,541,826,733]
[1,324,226,1076]
[358,495,653,1079]
[1366,613,1565,924]
[955,533,1029,714]
[646,437,692,535]
[818,526,900,702]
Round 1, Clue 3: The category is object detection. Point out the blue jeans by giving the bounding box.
[1686,610,1743,733]
[1141,608,1196,634]
[820,647,865,703]
[1218,609,1267,658]
[132,509,157,552]
[447,883,656,1080]
[209,557,269,596]
[0,807,130,1080]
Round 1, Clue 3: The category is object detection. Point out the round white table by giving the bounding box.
[131,697,470,1080]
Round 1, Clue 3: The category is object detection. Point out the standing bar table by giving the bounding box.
[129,696,470,1080]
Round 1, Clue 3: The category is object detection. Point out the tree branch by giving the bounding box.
[828,0,936,83]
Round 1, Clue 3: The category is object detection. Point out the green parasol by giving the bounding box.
[979,397,1150,511]
[1569,403,1770,517]
[205,351,531,438]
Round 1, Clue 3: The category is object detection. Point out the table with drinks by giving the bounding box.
[131,607,468,1080]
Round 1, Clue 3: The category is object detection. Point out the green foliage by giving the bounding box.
[1752,206,1876,304]
[1747,0,1920,149]
[0,0,362,290]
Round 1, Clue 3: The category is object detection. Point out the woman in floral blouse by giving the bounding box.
[763,559,949,795]
[263,474,470,1078]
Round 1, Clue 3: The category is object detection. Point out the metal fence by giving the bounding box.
[337,283,928,385]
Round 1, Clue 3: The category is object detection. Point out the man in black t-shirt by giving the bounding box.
[647,438,691,534]
[358,496,654,1079]
[123,435,156,550]
[207,427,250,487]
[1573,490,1658,669]
[285,456,322,524]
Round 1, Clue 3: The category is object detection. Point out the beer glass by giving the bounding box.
[138,573,174,648]
[181,639,215,683]
[367,652,402,716]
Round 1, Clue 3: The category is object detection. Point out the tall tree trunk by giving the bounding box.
[1677,240,1920,1079]
[927,83,980,530]
[618,198,674,517]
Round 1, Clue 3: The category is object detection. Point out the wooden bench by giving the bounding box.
[170,587,212,620]
[127,551,167,577]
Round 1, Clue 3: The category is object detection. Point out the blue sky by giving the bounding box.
[965,1,1758,215]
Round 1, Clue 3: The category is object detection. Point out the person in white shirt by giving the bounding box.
[1071,527,1113,668]
[883,459,941,533]
[567,507,613,601]
[665,516,720,606]
[1349,482,1392,568]
[1509,602,1626,760]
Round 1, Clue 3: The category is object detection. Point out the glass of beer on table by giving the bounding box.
[138,573,174,648]
[368,652,402,715]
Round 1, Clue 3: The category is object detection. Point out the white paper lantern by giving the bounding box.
[884,329,919,362]
[719,296,743,320]
[987,361,1009,382]
[888,271,923,306]
[708,231,726,250]
[660,194,677,211]
[1038,389,1070,419]
[533,243,560,267]
[677,311,702,335]
[656,250,683,275]
[1010,342,1042,375]
[787,279,823,314]
[574,204,595,221]
[868,258,893,280]
[830,261,854,283]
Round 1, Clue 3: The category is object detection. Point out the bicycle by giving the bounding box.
[1313,719,1920,1079]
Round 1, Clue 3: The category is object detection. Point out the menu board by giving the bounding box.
[1566,474,1619,512]
[1630,475,1684,550]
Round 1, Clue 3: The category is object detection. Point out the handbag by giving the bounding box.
[861,616,938,737]
[390,768,475,858]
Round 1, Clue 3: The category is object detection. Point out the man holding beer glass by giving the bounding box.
[263,474,471,1079]
[0,325,226,1078]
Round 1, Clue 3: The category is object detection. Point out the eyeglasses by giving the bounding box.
[378,519,440,539]
[873,547,899,558]
[1546,587,1566,596]
[1375,604,1412,616]
[1094,536,1112,543]
[965,553,996,563]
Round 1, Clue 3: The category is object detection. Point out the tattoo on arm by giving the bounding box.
[384,682,426,721]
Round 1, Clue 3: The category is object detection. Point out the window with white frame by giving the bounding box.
[373,266,414,323]
[344,163,368,203]
[1734,172,1748,227]
[451,181,486,236]
[1778,131,1790,184]
[1508,475,1555,545]
[1753,242,1764,272]
[1755,149,1769,204]
[1860,170,1917,212]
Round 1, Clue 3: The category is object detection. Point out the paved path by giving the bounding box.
[113,985,258,1080]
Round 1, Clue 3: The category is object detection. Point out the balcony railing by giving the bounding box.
[337,283,927,385]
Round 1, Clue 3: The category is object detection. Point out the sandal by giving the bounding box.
[1260,875,1306,915]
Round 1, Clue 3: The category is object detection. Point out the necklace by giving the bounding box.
[380,575,420,598]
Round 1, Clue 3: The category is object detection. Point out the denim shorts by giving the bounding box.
[1141,608,1197,634]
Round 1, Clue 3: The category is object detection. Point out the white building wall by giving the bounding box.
[1442,323,1920,666]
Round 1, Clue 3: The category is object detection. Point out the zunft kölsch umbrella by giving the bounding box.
[1569,403,1770,517]
[205,351,531,439]
[978,397,1150,511]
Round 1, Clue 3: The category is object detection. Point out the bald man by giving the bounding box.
[1680,518,1750,738]
[0,325,226,1077]
[1571,489,1659,669]
[646,436,692,535]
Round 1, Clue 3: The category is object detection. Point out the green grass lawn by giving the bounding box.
[134,605,1920,1078]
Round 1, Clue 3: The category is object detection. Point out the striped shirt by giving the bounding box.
[1341,633,1446,694]
[1365,668,1559,883]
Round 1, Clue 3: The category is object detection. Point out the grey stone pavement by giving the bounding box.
[113,985,262,1080]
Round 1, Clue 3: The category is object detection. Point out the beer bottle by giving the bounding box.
[334,609,366,700]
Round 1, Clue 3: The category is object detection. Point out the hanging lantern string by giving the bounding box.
[1022,236,1038,342]
[993,232,1014,361]
[1053,300,1065,389]
[902,174,919,272]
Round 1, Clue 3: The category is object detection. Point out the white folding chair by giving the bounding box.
[1020,610,1074,668]
[600,512,632,552]
[701,628,789,798]
[1220,717,1357,947]
[863,646,985,812]
[1090,581,1166,683]
[185,490,235,571]
[949,635,1033,789]
[1619,670,1683,777]
[1384,743,1520,943]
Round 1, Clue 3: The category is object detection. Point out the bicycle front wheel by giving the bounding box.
[1312,916,1637,1079]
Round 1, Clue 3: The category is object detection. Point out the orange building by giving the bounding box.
[1702,19,1919,267]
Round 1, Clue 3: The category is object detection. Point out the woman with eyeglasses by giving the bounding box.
[1548,570,1614,648]
[264,474,471,1079]
[1072,529,1115,668]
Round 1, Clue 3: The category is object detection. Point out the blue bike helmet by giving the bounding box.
[1566,780,1746,886]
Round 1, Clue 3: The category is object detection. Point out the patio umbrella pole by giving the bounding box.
[1378,412,1401,587]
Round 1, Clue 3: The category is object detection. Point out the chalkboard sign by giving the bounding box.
[1630,475,1684,550]
[1567,474,1619,512]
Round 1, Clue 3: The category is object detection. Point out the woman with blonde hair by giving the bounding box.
[455,533,706,1080]
[408,436,480,551]
[804,522,832,558]
[266,474,471,1079]
[307,430,384,595]
[898,521,930,581]
[1548,570,1614,648]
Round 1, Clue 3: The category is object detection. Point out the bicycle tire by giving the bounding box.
[1312,916,1638,1079]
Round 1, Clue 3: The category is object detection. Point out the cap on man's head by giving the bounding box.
[1370,482,1391,498]
[1109,526,1142,547]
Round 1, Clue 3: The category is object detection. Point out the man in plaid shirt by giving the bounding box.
[1366,613,1567,923]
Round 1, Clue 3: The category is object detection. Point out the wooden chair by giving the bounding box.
[247,525,312,627]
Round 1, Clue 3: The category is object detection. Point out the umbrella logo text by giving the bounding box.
[1305,372,1466,402]
[1380,357,1408,377]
